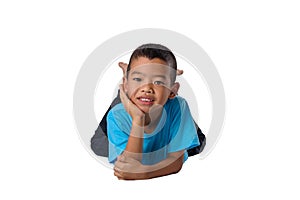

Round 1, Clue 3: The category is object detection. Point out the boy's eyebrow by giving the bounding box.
[131,71,145,76]
[153,74,167,79]
[131,71,167,79]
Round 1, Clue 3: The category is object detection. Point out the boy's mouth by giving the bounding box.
[137,96,154,105]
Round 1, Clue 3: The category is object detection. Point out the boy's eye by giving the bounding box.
[133,77,142,82]
[153,81,165,85]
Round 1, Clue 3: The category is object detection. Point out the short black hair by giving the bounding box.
[127,43,177,83]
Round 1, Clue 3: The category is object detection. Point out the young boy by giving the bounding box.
[107,44,200,180]
[91,64,206,158]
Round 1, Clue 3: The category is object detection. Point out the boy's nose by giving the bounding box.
[140,84,154,93]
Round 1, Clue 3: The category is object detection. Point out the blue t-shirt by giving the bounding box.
[107,96,200,165]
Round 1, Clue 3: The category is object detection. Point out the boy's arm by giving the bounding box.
[144,150,184,179]
[122,117,144,161]
[119,84,145,161]
[114,150,184,180]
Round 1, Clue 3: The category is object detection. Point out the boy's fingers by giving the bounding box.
[114,162,122,171]
[114,160,131,173]
[117,154,137,164]
[119,85,128,103]
[117,155,125,162]
[119,84,132,107]
[114,169,123,179]
[119,85,123,94]
[119,84,128,97]
[117,155,130,163]
[119,84,124,91]
[119,84,126,98]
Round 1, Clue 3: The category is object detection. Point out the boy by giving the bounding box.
[91,63,206,158]
[107,44,200,180]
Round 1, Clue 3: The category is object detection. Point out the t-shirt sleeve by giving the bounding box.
[167,98,200,154]
[107,110,129,163]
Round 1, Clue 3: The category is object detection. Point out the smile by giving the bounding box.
[137,97,154,105]
[139,98,154,102]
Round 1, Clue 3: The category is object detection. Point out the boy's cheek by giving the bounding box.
[127,84,140,95]
[126,88,137,100]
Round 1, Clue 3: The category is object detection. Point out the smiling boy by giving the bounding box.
[107,44,200,180]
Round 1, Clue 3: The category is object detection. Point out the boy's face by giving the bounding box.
[124,57,178,113]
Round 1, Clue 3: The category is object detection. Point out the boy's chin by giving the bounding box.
[138,107,150,114]
[140,104,163,114]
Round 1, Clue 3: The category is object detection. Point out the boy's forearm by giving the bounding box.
[115,150,185,180]
[124,118,144,161]
[143,151,184,179]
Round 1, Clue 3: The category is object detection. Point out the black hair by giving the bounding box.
[127,43,177,83]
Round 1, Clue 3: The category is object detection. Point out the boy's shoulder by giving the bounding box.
[165,96,188,107]
[110,102,125,112]
[107,103,129,120]
[173,95,187,103]
[163,96,190,115]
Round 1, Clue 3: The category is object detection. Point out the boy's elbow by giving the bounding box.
[173,162,183,174]
[168,151,184,174]
[170,155,184,174]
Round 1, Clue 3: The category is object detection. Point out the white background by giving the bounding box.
[1,1,299,199]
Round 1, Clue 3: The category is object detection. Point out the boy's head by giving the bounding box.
[124,43,180,113]
[127,43,177,83]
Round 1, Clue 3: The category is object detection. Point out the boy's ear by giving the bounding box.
[169,82,180,99]
[118,62,128,76]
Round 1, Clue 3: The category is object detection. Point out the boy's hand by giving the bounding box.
[114,155,147,180]
[119,84,145,125]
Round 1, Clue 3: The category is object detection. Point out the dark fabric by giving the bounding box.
[91,91,206,157]
[187,122,206,156]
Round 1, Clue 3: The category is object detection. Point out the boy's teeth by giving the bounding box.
[140,98,151,102]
